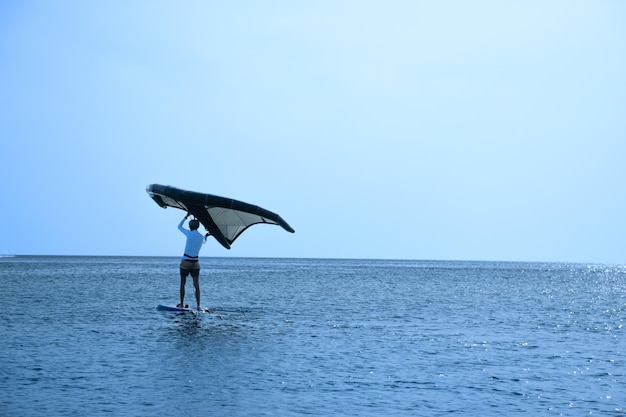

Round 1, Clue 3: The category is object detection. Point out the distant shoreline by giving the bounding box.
[1,254,621,266]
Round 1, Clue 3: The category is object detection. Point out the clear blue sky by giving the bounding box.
[1,1,625,263]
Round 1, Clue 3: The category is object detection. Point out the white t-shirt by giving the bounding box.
[178,218,206,260]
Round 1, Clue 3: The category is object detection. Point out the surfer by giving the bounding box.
[177,214,208,311]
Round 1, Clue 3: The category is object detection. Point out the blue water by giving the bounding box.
[1,256,624,416]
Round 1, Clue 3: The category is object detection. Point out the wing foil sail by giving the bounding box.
[146,184,295,249]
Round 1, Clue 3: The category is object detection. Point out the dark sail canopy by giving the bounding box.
[146,184,295,249]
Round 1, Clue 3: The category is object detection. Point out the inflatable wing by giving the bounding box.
[146,184,295,249]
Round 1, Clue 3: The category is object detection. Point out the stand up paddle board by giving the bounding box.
[157,304,194,312]
[157,304,211,313]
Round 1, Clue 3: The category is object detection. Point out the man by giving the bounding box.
[177,214,208,311]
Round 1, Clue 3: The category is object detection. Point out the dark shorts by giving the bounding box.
[180,260,200,279]
[180,259,200,270]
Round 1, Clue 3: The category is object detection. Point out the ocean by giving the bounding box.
[1,256,624,416]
